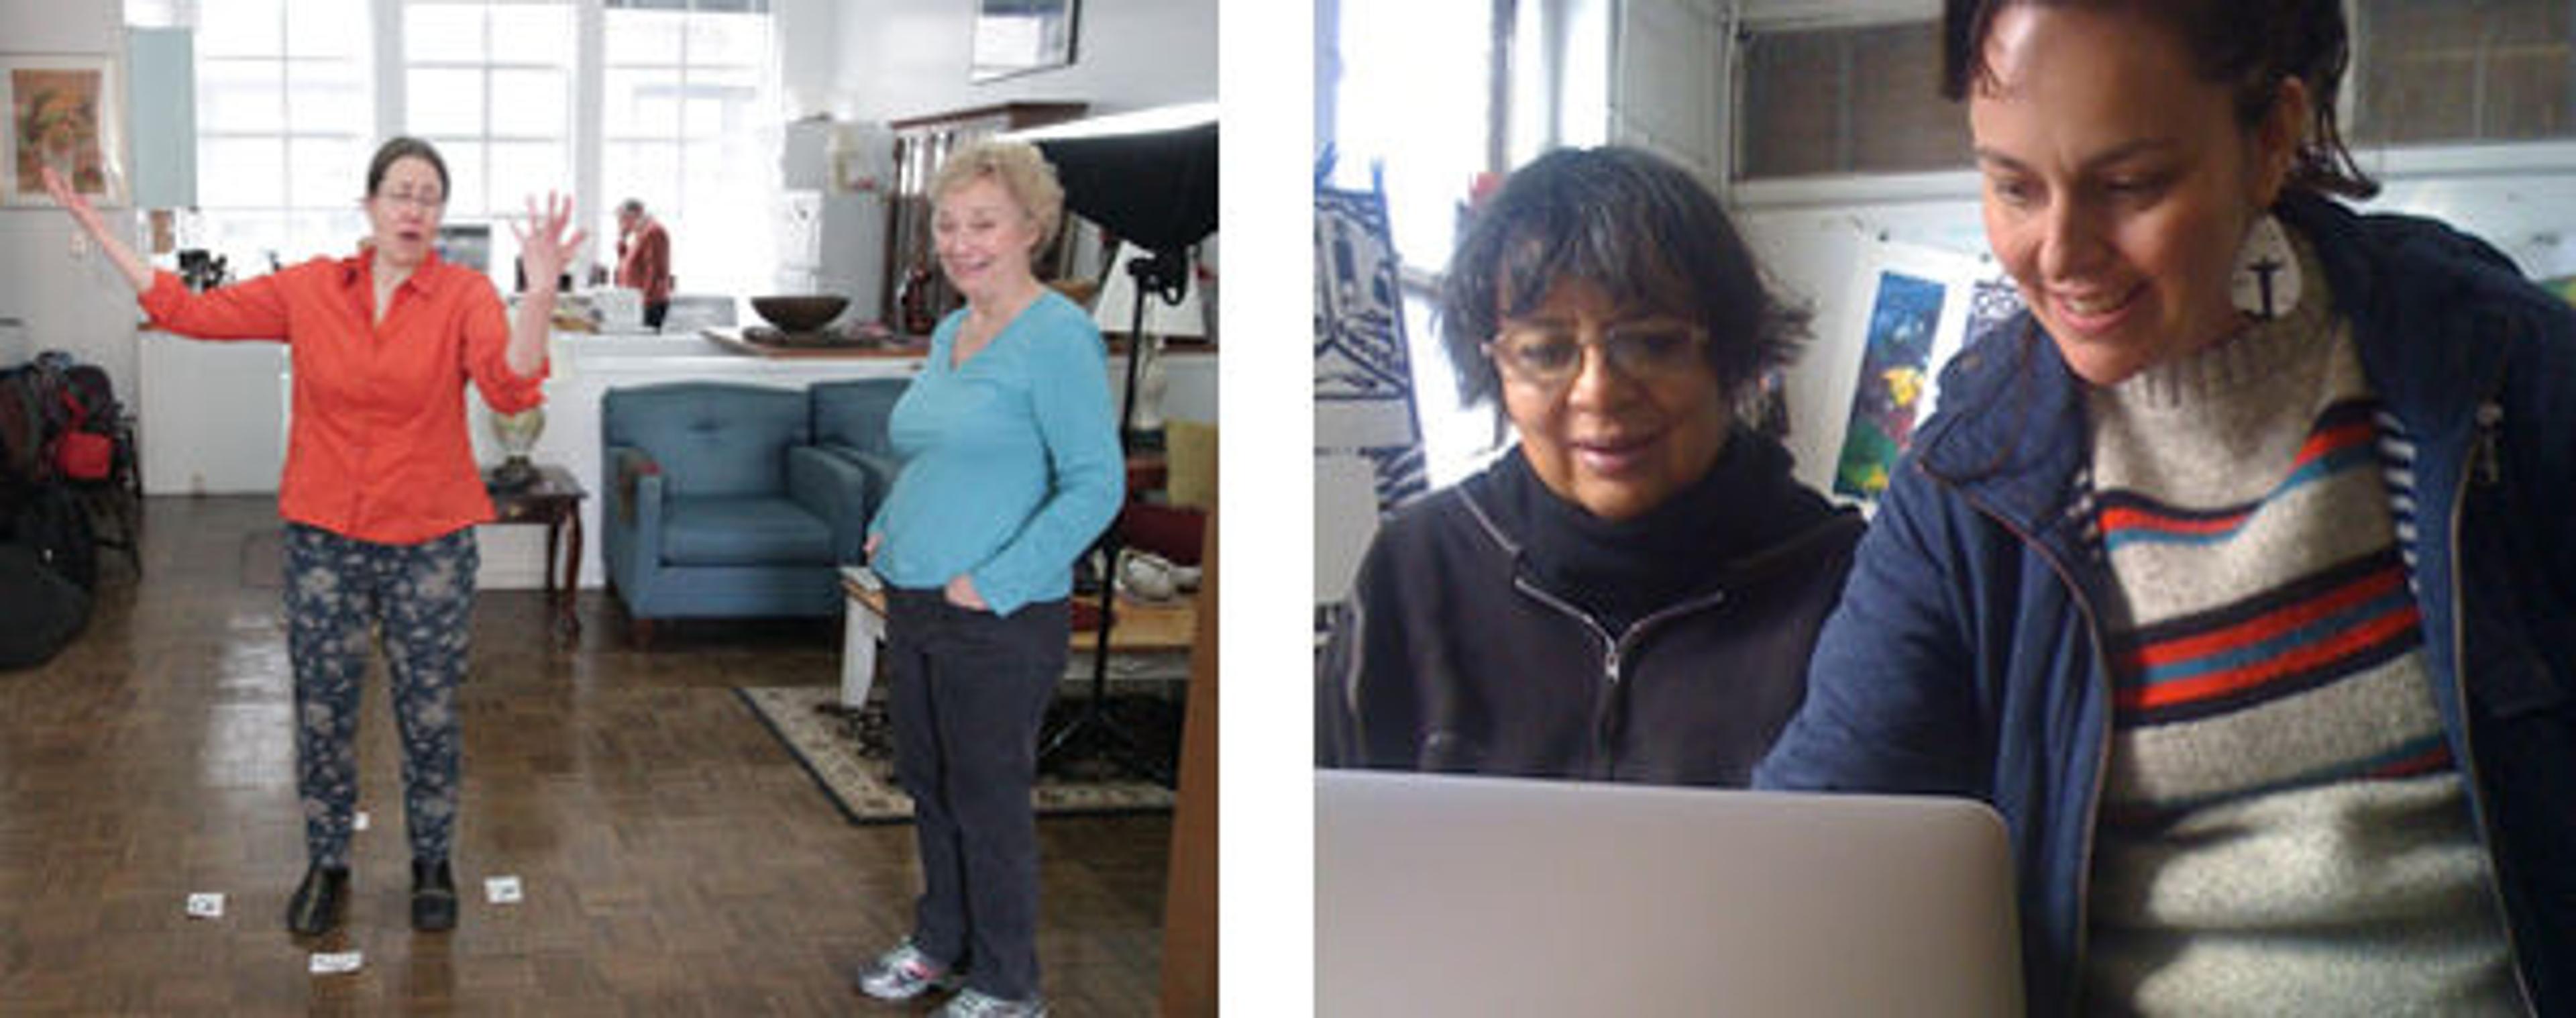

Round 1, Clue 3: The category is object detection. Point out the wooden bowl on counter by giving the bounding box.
[750,295,850,334]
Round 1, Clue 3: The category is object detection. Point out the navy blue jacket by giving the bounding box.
[1756,193,2576,1017]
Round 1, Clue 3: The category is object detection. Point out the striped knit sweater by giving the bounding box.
[2077,238,2524,1015]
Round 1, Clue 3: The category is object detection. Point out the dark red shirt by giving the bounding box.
[616,219,672,305]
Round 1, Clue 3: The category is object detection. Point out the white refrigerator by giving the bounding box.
[777,117,890,325]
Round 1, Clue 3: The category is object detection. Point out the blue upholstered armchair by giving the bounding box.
[600,382,875,644]
[808,378,908,506]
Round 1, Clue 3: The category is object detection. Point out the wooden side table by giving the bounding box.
[838,564,1195,709]
[486,463,586,639]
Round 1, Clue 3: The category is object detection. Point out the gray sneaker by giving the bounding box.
[937,988,1049,1017]
[854,940,959,1001]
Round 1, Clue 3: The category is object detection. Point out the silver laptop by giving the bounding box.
[1316,770,2024,1017]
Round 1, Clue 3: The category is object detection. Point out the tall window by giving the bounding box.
[602,0,778,298]
[406,0,577,291]
[193,0,375,270]
[1326,0,1603,487]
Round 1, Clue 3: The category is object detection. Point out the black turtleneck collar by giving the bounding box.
[1472,429,1841,635]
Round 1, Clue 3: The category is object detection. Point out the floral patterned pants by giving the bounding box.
[282,523,476,868]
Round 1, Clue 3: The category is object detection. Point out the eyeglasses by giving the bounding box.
[1483,320,1710,389]
[375,189,445,211]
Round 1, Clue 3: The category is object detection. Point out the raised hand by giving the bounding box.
[511,191,588,293]
[40,164,152,293]
[39,164,106,236]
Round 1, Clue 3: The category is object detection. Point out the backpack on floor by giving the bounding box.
[0,366,46,519]
[6,481,97,593]
[0,537,89,670]
[48,360,119,482]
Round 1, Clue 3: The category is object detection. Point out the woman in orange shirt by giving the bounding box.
[42,137,583,937]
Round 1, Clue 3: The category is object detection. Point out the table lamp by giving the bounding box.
[1091,241,1205,447]
[488,407,544,490]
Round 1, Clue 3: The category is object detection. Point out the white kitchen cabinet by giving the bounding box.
[138,332,286,496]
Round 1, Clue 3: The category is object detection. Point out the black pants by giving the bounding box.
[885,588,1069,1001]
[642,301,669,330]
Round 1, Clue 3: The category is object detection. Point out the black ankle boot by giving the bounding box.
[411,858,458,931]
[286,865,350,936]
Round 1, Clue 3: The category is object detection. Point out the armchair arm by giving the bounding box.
[814,441,904,511]
[606,445,664,525]
[787,444,874,564]
[602,444,667,597]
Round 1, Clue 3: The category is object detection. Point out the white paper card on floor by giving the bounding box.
[353,810,368,831]
[309,952,362,975]
[184,893,223,919]
[485,876,522,904]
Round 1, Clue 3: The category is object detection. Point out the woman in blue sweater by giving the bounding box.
[852,139,1122,1018]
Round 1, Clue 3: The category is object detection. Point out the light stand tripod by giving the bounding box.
[1036,247,1191,784]
[1016,111,1216,785]
[1030,247,1190,788]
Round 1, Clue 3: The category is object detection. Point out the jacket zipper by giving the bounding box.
[1926,471,2114,1018]
[1508,576,1727,779]
[2449,398,2538,1013]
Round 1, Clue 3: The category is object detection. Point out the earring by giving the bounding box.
[2229,213,2300,320]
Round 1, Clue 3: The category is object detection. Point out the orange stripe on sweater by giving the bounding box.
[2096,419,2378,536]
[2117,605,2423,711]
[2118,567,2407,672]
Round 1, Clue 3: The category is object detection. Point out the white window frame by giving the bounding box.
[147,0,780,295]
[598,0,780,298]
[1323,0,1613,487]
[184,0,380,270]
[402,0,580,223]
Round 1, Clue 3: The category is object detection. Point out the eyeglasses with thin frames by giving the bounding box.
[375,189,445,211]
[1483,319,1711,390]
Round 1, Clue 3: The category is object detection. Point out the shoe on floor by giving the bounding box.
[854,939,960,1001]
[937,988,1049,1017]
[411,858,458,931]
[286,865,350,936]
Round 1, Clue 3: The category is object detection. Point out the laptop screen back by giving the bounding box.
[1315,770,2024,1017]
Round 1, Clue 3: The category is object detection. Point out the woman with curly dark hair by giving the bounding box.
[1319,145,1861,786]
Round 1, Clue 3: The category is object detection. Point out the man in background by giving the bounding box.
[614,199,673,330]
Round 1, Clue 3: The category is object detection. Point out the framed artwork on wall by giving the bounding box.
[1,54,125,208]
[1828,238,1992,502]
[969,0,1079,83]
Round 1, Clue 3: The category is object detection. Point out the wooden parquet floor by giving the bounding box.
[0,497,1170,1016]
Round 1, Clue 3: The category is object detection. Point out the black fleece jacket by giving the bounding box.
[1318,434,1864,785]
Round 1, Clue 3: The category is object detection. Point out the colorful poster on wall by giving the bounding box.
[1833,271,1947,499]
[1829,238,1992,501]
[1,54,124,207]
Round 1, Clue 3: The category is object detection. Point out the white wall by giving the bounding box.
[775,0,844,118]
[830,0,1217,122]
[0,0,146,403]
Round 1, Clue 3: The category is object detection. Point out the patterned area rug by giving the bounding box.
[736,685,1176,824]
